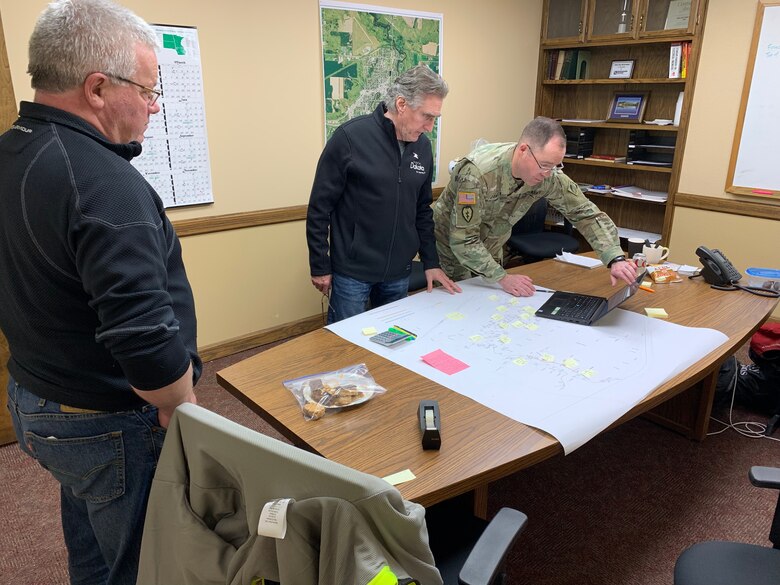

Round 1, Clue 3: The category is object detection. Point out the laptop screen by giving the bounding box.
[605,270,645,311]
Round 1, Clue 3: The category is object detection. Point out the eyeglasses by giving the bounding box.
[108,75,162,106]
[527,146,564,174]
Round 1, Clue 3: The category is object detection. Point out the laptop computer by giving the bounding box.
[535,270,646,325]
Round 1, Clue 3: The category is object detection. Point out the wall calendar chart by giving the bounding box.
[131,24,214,208]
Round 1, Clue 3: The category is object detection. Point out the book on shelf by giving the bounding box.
[554,49,566,80]
[669,42,682,78]
[626,160,673,167]
[681,41,691,78]
[583,154,626,163]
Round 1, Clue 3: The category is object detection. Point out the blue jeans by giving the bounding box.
[328,272,410,324]
[7,379,165,585]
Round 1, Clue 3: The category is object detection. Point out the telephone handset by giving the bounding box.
[695,246,780,298]
[695,246,741,286]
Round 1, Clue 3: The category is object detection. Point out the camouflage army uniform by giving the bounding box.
[432,142,624,283]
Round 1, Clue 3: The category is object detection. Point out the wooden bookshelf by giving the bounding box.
[537,0,708,244]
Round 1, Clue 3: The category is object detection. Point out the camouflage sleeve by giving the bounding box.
[544,175,624,265]
[446,164,507,283]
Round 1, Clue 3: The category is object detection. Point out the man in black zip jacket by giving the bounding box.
[307,64,461,323]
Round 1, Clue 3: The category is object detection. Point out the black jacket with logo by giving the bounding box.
[0,102,201,411]
[306,102,440,282]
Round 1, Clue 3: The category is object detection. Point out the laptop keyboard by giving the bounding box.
[558,295,601,320]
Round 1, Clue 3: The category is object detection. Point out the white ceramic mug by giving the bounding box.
[642,244,669,265]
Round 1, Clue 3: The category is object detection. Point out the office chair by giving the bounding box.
[137,403,527,585]
[506,198,579,264]
[673,466,780,585]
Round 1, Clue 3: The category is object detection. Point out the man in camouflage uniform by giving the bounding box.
[433,116,636,296]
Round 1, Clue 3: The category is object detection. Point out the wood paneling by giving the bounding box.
[675,191,780,221]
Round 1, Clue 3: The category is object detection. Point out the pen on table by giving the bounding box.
[534,287,555,293]
[638,285,655,293]
[390,325,417,339]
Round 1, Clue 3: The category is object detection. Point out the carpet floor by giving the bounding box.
[1,343,777,585]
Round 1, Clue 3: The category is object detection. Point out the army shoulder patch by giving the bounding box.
[457,191,476,205]
[461,206,474,223]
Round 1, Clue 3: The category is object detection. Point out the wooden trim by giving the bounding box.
[0,11,17,447]
[674,192,780,221]
[198,313,324,363]
[171,187,446,238]
[171,205,307,237]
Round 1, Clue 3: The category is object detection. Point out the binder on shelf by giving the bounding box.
[560,49,579,80]
[669,42,682,78]
[681,41,691,78]
[564,126,595,158]
[575,50,591,80]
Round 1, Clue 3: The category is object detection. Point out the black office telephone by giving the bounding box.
[696,246,741,285]
[695,246,779,297]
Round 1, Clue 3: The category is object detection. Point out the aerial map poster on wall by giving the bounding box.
[131,24,214,208]
[319,1,444,180]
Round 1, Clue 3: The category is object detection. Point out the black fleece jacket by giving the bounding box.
[306,102,441,283]
[0,102,201,411]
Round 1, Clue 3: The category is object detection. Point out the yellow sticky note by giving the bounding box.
[563,358,579,369]
[509,298,521,305]
[541,353,555,362]
[523,306,535,313]
[513,357,528,366]
[488,294,500,302]
[520,313,531,321]
[581,368,596,378]
[497,305,508,312]
[512,320,524,328]
[499,335,512,344]
[645,308,669,319]
[491,314,504,322]
[446,312,466,320]
[469,334,483,342]
[527,323,539,331]
[499,322,510,330]
[362,327,378,336]
[642,280,653,287]
[382,469,416,486]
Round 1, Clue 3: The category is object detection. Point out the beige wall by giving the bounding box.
[672,0,780,319]
[0,0,542,347]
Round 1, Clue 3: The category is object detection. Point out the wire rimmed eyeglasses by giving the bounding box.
[107,74,162,106]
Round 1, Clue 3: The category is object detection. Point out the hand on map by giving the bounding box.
[425,268,462,294]
[499,273,535,297]
[609,260,637,286]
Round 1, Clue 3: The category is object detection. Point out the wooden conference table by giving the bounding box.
[217,259,778,514]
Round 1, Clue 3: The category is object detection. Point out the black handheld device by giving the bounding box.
[418,400,441,450]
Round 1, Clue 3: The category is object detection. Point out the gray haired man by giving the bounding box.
[0,1,200,583]
[307,64,461,324]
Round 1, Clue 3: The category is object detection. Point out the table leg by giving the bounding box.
[473,484,488,519]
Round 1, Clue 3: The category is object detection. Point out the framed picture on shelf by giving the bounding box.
[606,91,649,123]
[609,59,635,79]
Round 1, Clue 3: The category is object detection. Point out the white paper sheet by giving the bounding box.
[326,278,727,453]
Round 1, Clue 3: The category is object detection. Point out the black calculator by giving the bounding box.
[369,330,411,347]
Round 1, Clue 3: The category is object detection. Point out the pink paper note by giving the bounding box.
[421,349,470,375]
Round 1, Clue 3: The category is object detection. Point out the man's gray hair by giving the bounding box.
[28,0,158,92]
[519,116,567,149]
[384,64,448,113]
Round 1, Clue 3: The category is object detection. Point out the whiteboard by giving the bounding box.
[726,1,780,197]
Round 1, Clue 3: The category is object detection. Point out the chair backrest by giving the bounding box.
[137,403,442,585]
[511,198,548,236]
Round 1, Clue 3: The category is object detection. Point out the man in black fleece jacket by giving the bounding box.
[307,64,461,323]
[0,1,200,583]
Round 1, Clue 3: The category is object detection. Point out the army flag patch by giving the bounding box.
[457,191,476,205]
[461,206,474,223]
